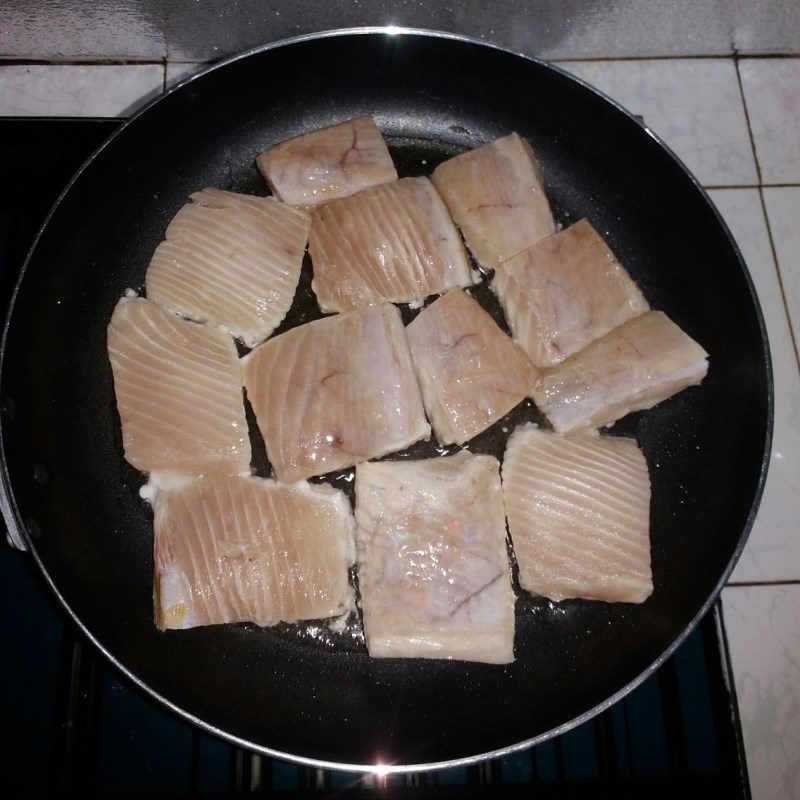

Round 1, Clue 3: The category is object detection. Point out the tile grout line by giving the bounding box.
[758,187,800,364]
[0,54,797,68]
[726,579,800,588]
[551,52,800,63]
[0,58,167,67]
[714,602,753,800]
[733,54,764,185]
[705,182,800,190]
[733,56,800,372]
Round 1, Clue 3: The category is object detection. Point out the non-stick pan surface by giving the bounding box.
[0,30,771,771]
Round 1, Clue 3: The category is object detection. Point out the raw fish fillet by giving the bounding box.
[107,297,250,476]
[431,132,555,270]
[493,219,650,368]
[146,188,310,347]
[256,115,398,207]
[308,177,472,312]
[355,451,515,663]
[406,289,540,445]
[503,426,652,602]
[242,304,430,482]
[154,475,355,629]
[533,311,709,433]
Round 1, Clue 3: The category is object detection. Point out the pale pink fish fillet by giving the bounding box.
[256,115,398,207]
[154,475,355,630]
[107,297,251,475]
[308,176,472,312]
[502,426,652,603]
[146,188,310,347]
[533,310,709,433]
[241,304,430,482]
[355,451,515,664]
[431,132,556,270]
[406,288,540,445]
[493,219,650,369]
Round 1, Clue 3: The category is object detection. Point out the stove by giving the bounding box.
[0,119,750,798]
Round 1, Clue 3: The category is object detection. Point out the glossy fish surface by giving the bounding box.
[502,425,652,603]
[154,475,355,630]
[431,132,555,270]
[533,310,709,433]
[493,219,649,369]
[107,296,251,476]
[256,115,398,207]
[406,288,540,445]
[242,303,430,482]
[308,177,471,312]
[355,451,515,664]
[147,188,310,347]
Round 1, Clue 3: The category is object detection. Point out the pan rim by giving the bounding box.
[0,26,774,774]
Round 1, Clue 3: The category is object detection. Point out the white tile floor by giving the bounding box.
[1,54,798,798]
[0,64,163,117]
[739,59,800,185]
[763,186,800,345]
[709,189,800,585]
[721,585,800,800]
[560,59,758,186]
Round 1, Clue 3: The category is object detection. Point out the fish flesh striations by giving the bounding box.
[107,296,251,476]
[154,475,355,630]
[308,177,472,312]
[147,188,310,347]
[502,425,652,603]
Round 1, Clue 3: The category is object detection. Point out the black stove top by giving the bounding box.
[0,119,749,798]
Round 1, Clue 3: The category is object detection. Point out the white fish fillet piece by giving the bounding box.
[308,177,472,312]
[146,188,311,347]
[355,451,515,663]
[154,475,355,629]
[502,426,652,603]
[533,310,709,433]
[107,297,251,475]
[256,115,398,207]
[431,132,556,270]
[493,219,650,368]
[242,304,430,482]
[406,289,540,445]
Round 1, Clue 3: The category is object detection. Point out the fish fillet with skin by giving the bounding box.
[406,289,540,445]
[308,176,472,312]
[431,132,556,270]
[532,310,709,433]
[242,303,430,482]
[493,219,650,368]
[355,451,515,663]
[107,297,250,476]
[502,425,652,603]
[146,188,311,347]
[154,475,355,630]
[256,115,398,207]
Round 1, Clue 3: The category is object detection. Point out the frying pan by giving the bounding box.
[0,29,771,771]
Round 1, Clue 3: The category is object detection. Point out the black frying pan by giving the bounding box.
[0,29,771,771]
